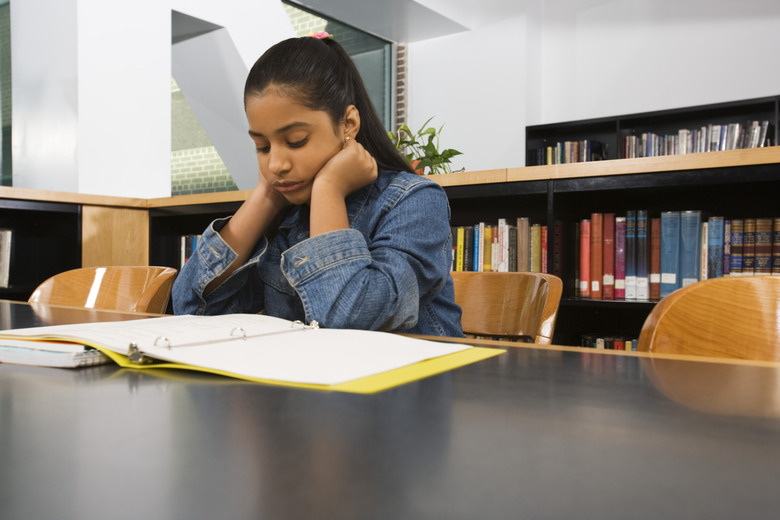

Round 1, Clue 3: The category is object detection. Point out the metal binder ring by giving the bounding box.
[230,326,247,339]
[154,336,171,349]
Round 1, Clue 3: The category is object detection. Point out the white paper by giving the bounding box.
[3,314,471,385]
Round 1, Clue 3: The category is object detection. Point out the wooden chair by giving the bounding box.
[28,266,178,314]
[637,275,780,361]
[451,271,563,344]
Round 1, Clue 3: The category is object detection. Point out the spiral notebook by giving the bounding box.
[0,314,502,393]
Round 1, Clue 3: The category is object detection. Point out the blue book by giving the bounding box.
[679,210,702,287]
[636,210,649,300]
[625,210,637,300]
[660,211,681,298]
[707,216,725,278]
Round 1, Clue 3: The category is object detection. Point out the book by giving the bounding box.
[773,218,780,275]
[729,219,744,276]
[679,210,701,288]
[531,224,542,273]
[754,217,773,275]
[579,219,591,298]
[614,216,626,299]
[0,314,501,393]
[625,210,637,300]
[700,221,708,281]
[723,219,732,277]
[649,217,661,300]
[742,218,756,276]
[707,216,725,278]
[602,213,615,300]
[660,211,681,298]
[0,228,11,289]
[517,217,530,272]
[590,213,603,299]
[0,339,110,368]
[455,227,465,271]
[635,210,649,300]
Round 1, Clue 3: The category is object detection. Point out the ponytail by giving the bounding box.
[244,37,413,174]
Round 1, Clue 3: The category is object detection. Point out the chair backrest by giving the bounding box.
[28,266,178,314]
[637,275,780,361]
[451,271,563,344]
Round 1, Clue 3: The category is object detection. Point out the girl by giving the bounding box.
[172,34,463,337]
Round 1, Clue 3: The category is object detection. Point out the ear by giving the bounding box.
[342,105,360,140]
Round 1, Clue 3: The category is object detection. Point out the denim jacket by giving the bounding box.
[172,169,464,337]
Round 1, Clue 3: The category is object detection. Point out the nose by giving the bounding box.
[267,146,291,176]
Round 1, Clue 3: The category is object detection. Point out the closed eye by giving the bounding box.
[288,137,308,149]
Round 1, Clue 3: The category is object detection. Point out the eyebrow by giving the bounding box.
[248,121,311,138]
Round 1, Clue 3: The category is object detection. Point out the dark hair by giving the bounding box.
[244,36,413,174]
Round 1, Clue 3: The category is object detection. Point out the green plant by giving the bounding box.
[388,117,463,175]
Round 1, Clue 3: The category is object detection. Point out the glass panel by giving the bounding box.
[283,2,393,129]
[1,1,11,187]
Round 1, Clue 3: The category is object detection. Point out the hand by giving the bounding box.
[312,139,378,200]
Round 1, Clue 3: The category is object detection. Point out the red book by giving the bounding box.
[649,217,661,300]
[602,213,615,300]
[590,213,603,299]
[579,219,591,298]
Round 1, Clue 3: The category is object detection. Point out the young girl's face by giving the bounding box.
[246,87,344,205]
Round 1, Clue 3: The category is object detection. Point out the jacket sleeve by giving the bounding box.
[171,217,267,315]
[281,181,452,331]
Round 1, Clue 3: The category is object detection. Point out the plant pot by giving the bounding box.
[411,159,425,175]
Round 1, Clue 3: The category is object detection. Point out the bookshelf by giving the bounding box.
[441,147,780,345]
[526,95,779,165]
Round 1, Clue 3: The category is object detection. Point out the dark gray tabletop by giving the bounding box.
[2,301,780,520]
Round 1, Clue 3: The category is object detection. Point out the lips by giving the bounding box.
[273,181,304,193]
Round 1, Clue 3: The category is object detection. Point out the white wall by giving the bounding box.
[410,0,780,171]
[12,0,292,197]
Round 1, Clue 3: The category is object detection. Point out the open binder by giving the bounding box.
[0,313,502,393]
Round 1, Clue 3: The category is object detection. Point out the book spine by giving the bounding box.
[755,217,773,275]
[602,213,615,300]
[590,213,603,299]
[742,218,756,276]
[706,216,724,278]
[649,217,661,301]
[614,217,626,299]
[0,229,11,289]
[456,227,465,271]
[729,219,744,276]
[579,219,591,298]
[679,210,702,288]
[700,221,709,281]
[531,224,542,273]
[541,225,548,274]
[625,210,637,300]
[517,217,530,272]
[552,220,563,278]
[635,210,649,300]
[773,218,780,275]
[475,223,483,272]
[463,226,474,271]
[660,211,681,298]
[723,219,731,276]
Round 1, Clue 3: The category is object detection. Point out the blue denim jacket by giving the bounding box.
[172,169,464,337]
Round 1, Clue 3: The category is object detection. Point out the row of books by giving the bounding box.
[577,211,780,302]
[623,120,771,158]
[450,218,552,274]
[178,234,200,269]
[580,334,638,351]
[528,139,606,166]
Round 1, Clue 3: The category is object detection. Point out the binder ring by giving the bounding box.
[154,335,171,349]
[230,326,247,339]
[292,320,319,330]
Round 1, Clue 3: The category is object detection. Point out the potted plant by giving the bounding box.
[388,117,463,175]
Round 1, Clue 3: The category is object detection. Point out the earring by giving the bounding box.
[344,135,351,144]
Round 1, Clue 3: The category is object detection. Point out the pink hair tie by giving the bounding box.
[307,31,333,40]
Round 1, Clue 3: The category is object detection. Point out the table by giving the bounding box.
[2,300,780,520]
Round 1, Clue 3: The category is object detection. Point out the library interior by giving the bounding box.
[2,1,780,519]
